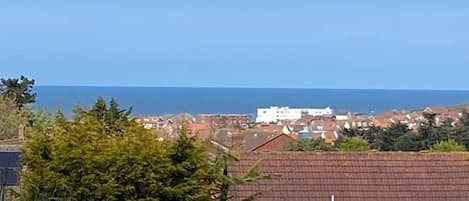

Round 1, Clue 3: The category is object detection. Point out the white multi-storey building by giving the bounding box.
[256,106,334,123]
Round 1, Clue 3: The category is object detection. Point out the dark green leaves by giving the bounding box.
[0,76,36,109]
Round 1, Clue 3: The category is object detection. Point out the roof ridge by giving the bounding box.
[249,133,294,152]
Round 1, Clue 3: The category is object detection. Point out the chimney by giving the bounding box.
[231,127,244,156]
[18,124,25,139]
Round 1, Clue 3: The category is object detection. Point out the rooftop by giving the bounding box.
[230,152,469,201]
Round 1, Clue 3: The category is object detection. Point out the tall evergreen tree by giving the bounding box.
[0,76,36,109]
[77,97,134,135]
[419,111,447,149]
[378,123,410,151]
[159,126,212,201]
[393,133,423,151]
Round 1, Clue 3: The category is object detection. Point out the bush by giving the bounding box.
[21,98,212,201]
[393,133,423,151]
[430,140,466,152]
[338,137,369,152]
[283,138,337,151]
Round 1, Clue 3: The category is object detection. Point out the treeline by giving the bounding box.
[285,110,469,151]
[344,111,469,152]
[285,111,469,152]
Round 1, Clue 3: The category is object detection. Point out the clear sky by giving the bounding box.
[1,0,469,89]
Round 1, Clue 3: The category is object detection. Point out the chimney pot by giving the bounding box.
[18,124,25,139]
[231,129,244,155]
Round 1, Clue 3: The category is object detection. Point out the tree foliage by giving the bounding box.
[284,109,469,152]
[21,98,266,201]
[21,99,170,201]
[431,140,466,152]
[160,126,212,201]
[22,99,198,201]
[338,111,469,152]
[283,138,337,151]
[418,112,449,150]
[393,133,423,151]
[0,98,25,140]
[0,76,36,109]
[378,123,411,151]
[337,137,369,152]
[341,127,380,149]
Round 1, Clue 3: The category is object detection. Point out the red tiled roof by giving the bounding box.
[392,114,406,121]
[188,123,207,131]
[188,123,209,139]
[255,125,284,132]
[370,117,390,128]
[230,152,469,201]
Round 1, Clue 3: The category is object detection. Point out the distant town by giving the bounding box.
[135,104,468,152]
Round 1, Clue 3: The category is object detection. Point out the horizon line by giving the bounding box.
[34,85,469,92]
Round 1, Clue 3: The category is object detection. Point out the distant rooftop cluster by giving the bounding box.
[132,105,469,155]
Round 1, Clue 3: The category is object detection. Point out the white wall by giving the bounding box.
[335,115,349,121]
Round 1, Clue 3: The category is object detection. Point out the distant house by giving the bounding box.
[135,116,160,129]
[283,116,338,143]
[187,123,208,138]
[250,134,295,152]
[230,152,469,201]
[208,128,294,153]
[197,114,251,128]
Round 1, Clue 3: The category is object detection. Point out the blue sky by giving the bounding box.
[1,0,469,89]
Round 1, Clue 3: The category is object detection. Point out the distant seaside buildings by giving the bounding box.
[197,114,251,128]
[133,104,467,153]
[255,106,333,123]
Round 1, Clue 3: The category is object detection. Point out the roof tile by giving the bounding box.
[230,152,469,201]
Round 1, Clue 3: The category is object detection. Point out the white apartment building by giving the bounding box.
[256,106,334,123]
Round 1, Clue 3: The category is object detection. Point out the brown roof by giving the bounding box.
[212,128,281,152]
[251,134,295,152]
[370,117,391,128]
[187,123,208,138]
[230,152,469,201]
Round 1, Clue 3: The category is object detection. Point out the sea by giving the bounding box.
[34,86,469,117]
